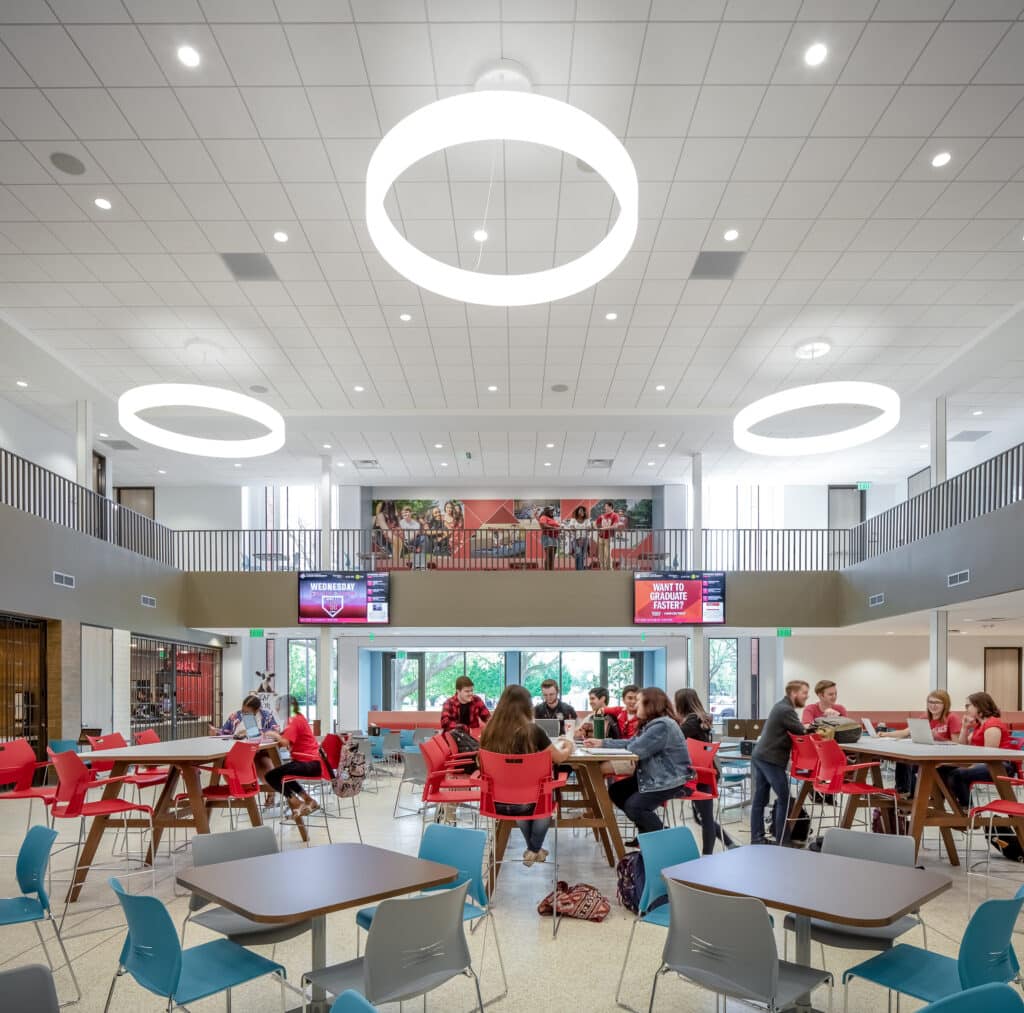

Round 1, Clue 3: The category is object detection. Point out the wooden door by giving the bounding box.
[985,647,1022,712]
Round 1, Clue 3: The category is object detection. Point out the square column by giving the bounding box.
[929,610,948,692]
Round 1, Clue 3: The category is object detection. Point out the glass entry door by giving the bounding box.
[288,638,317,721]
[384,652,425,711]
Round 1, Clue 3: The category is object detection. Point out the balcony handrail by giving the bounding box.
[0,445,174,566]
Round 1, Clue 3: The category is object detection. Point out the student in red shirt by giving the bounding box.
[801,680,848,724]
[266,695,323,818]
[596,501,621,570]
[944,691,1015,809]
[605,684,641,739]
[882,689,962,796]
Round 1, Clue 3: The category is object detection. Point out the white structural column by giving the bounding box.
[931,395,947,486]
[691,628,707,702]
[929,610,949,692]
[736,635,752,718]
[662,484,688,567]
[774,637,786,701]
[319,455,332,569]
[76,399,93,489]
[690,452,703,569]
[318,627,334,734]
[665,637,688,699]
[337,637,360,731]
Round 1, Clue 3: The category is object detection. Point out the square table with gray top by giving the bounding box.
[665,846,950,1013]
[176,842,457,1013]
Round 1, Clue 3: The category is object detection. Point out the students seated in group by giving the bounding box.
[880,689,961,796]
[606,684,641,739]
[480,685,574,866]
[265,695,323,819]
[943,691,1015,809]
[675,688,736,854]
[440,675,492,734]
[211,693,281,790]
[533,678,578,728]
[751,680,811,845]
[586,687,693,842]
[579,686,621,738]
[801,679,848,724]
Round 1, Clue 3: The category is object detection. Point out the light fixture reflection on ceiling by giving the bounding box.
[94,197,111,210]
[544,462,551,467]
[157,469,166,474]
[487,385,498,392]
[118,383,286,458]
[657,442,666,448]
[723,228,739,242]
[273,231,288,243]
[655,384,666,391]
[399,313,412,321]
[15,380,27,388]
[804,42,828,66]
[322,443,331,449]
[972,409,984,416]
[545,442,555,448]
[795,340,832,360]
[733,381,900,457]
[434,443,443,448]
[605,311,618,321]
[647,461,655,466]
[353,385,365,392]
[440,461,448,467]
[931,151,951,168]
[177,45,200,68]
[365,90,638,306]
[473,229,488,242]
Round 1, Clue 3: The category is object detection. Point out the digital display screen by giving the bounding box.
[297,571,390,625]
[633,571,726,625]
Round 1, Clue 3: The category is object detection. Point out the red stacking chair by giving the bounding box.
[174,740,262,831]
[48,747,155,927]
[810,735,901,836]
[132,728,172,779]
[279,733,362,847]
[477,749,568,937]
[786,732,827,836]
[86,733,168,800]
[968,775,1024,895]
[420,735,481,819]
[0,738,56,832]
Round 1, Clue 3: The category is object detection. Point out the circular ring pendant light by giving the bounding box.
[118,384,286,458]
[365,90,638,306]
[733,381,900,456]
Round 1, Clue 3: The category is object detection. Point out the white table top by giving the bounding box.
[843,737,1022,762]
[83,735,277,764]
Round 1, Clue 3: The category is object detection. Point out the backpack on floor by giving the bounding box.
[615,850,645,913]
[986,825,1024,863]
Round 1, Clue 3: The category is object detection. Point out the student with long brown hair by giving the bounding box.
[586,687,693,840]
[944,691,1015,809]
[480,685,574,866]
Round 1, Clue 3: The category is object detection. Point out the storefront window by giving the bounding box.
[131,637,221,741]
[560,651,601,711]
[521,651,560,700]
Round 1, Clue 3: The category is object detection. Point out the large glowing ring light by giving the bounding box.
[733,381,900,457]
[118,384,286,458]
[365,91,638,306]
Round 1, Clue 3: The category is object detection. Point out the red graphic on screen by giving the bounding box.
[634,578,706,624]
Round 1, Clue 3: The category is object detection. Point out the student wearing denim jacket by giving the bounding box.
[586,687,693,839]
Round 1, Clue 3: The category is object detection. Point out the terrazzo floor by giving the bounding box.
[0,767,1019,1013]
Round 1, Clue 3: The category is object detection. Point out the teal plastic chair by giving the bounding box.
[366,734,385,761]
[843,884,1024,1010]
[104,878,288,1011]
[921,983,1024,1011]
[399,729,415,750]
[0,825,80,1005]
[354,823,507,1003]
[615,825,700,1011]
[332,990,378,1012]
[47,740,79,755]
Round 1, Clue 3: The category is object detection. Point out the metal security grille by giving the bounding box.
[130,636,222,742]
[0,615,46,759]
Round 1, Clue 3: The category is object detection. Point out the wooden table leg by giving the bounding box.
[908,763,935,861]
[67,761,129,903]
[586,765,626,863]
[178,762,211,835]
[242,796,263,828]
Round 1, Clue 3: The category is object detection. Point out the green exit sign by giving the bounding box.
[618,649,631,660]
[248,628,264,638]
[776,627,792,638]
[857,481,872,491]
[397,650,407,661]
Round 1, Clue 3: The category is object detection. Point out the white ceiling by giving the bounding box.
[1,0,1024,487]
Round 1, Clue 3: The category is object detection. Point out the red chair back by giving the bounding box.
[0,738,37,791]
[420,734,444,775]
[320,733,344,777]
[477,749,559,820]
[48,747,95,818]
[134,730,160,745]
[687,740,720,765]
[221,741,259,793]
[788,733,820,781]
[86,732,128,774]
[809,736,848,792]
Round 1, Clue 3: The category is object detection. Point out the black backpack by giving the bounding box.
[986,825,1024,863]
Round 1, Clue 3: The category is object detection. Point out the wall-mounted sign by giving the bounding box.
[776,627,792,638]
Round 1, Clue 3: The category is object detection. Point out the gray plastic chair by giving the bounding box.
[783,828,926,957]
[382,731,402,771]
[302,882,483,1011]
[183,826,312,948]
[393,747,428,818]
[650,879,833,1013]
[412,728,436,745]
[0,964,58,1013]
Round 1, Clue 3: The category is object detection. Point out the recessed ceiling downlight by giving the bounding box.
[273,231,288,243]
[795,340,831,361]
[723,228,739,242]
[365,90,638,306]
[931,151,951,168]
[473,229,488,242]
[733,381,900,457]
[94,197,111,210]
[118,383,286,458]
[804,42,828,66]
[177,45,200,68]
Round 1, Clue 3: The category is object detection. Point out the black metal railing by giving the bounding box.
[173,528,321,572]
[849,442,1024,563]
[0,446,174,565]
[702,528,850,571]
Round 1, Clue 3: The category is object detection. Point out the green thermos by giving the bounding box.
[592,714,606,739]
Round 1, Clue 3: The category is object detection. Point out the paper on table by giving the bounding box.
[580,747,635,756]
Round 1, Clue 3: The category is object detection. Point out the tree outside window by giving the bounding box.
[521,651,560,701]
[708,638,738,720]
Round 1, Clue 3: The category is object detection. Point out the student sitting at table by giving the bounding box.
[210,693,281,793]
[440,675,491,734]
[266,695,323,819]
[480,685,574,866]
[801,679,848,724]
[579,686,621,738]
[880,689,961,796]
[586,687,693,844]
[942,691,1015,810]
[605,684,641,740]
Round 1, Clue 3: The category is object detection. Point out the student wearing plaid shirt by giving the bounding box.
[440,675,491,733]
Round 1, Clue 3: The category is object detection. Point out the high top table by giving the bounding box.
[666,846,951,1013]
[65,735,286,902]
[177,842,456,1013]
[827,737,1024,865]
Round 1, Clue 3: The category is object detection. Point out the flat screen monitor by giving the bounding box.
[633,571,726,625]
[297,570,390,625]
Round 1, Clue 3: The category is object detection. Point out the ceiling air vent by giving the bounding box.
[220,252,279,282]
[100,439,137,451]
[140,594,157,608]
[947,569,971,588]
[52,570,76,589]
[353,459,380,469]
[950,430,990,443]
[586,458,613,469]
[689,250,745,280]
[868,592,886,608]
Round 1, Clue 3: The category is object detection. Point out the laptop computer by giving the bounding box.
[241,712,262,740]
[861,717,878,737]
[907,717,948,744]
[534,718,561,737]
